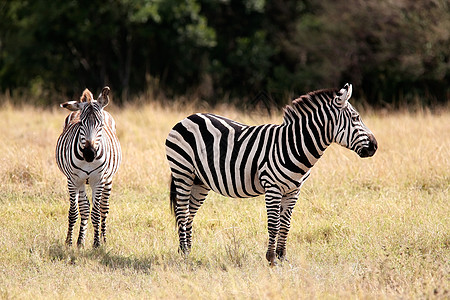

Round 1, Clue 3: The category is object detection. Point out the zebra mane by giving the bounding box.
[283,88,338,124]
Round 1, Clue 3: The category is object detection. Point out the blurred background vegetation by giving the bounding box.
[0,0,449,107]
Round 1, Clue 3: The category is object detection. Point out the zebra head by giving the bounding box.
[332,83,377,158]
[60,87,110,162]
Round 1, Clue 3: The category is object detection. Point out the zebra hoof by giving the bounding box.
[276,248,287,261]
[268,260,277,267]
[178,245,190,256]
[65,238,73,247]
[76,240,85,249]
[93,241,100,248]
[266,251,277,266]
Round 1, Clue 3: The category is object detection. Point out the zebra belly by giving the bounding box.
[192,140,312,198]
[194,162,265,198]
[191,139,266,198]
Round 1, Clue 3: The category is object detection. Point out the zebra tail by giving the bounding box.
[169,175,177,217]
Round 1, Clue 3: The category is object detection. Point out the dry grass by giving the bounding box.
[0,101,448,299]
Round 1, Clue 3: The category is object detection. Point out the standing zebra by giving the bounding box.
[56,87,122,248]
[166,83,377,265]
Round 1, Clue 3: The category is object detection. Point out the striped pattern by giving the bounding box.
[166,83,377,264]
[56,87,121,248]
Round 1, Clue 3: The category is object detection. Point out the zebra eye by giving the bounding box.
[352,115,360,122]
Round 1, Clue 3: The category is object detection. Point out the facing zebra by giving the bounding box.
[166,83,377,265]
[56,87,122,248]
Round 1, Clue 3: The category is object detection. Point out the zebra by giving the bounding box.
[165,83,377,265]
[56,87,122,248]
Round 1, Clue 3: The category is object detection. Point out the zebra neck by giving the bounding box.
[279,114,331,170]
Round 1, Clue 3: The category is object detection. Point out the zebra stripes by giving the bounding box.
[56,87,121,248]
[166,83,377,265]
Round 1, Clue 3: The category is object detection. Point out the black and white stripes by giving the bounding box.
[56,87,121,248]
[166,83,377,265]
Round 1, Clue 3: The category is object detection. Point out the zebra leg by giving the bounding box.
[186,183,210,250]
[100,180,113,244]
[91,182,105,248]
[264,187,283,266]
[172,175,194,255]
[65,181,79,247]
[77,184,90,248]
[276,189,300,261]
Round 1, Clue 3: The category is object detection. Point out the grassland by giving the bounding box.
[0,101,448,299]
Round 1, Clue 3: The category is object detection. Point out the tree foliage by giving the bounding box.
[0,0,448,105]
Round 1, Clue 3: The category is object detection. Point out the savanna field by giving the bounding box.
[0,100,448,299]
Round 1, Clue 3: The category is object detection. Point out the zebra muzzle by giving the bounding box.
[82,141,97,162]
[359,134,378,158]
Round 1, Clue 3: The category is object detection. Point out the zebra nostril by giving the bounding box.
[82,141,96,162]
[369,135,378,152]
[82,147,96,162]
[359,138,377,158]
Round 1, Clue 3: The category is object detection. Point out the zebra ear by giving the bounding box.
[60,101,86,111]
[334,83,352,109]
[80,89,93,102]
[97,86,110,108]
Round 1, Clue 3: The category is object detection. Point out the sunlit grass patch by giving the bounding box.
[0,103,448,298]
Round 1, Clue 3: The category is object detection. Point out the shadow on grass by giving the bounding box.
[46,240,258,272]
[47,241,156,274]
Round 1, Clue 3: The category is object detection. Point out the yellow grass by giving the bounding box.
[0,102,448,299]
